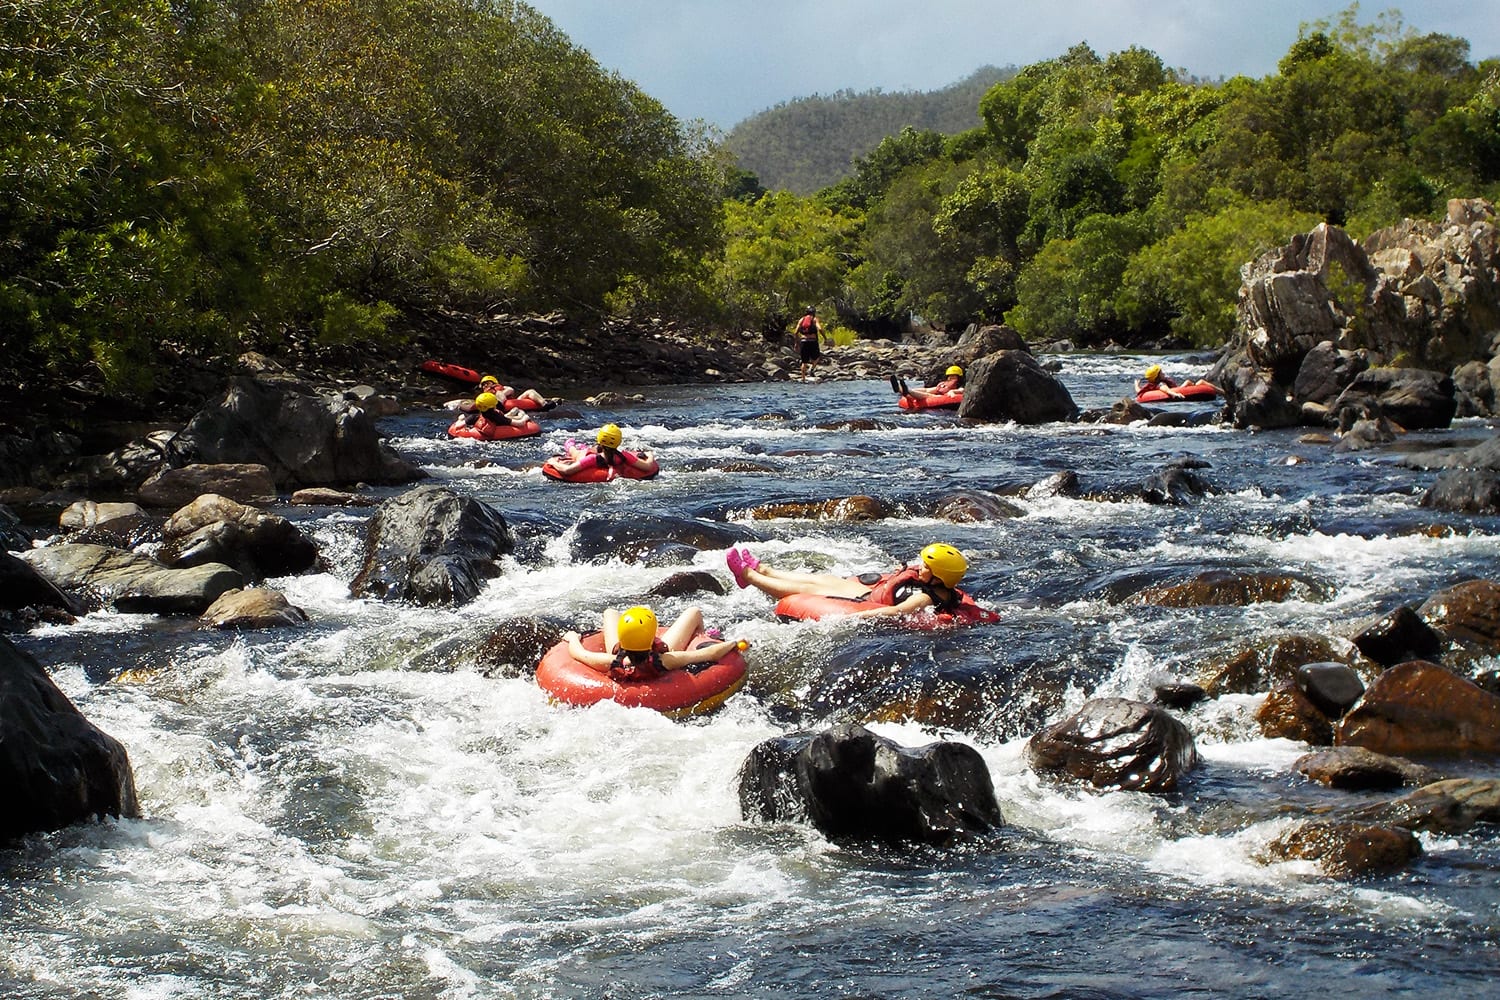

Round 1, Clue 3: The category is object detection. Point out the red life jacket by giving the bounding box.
[609,639,668,682]
[864,568,962,611]
[798,315,818,339]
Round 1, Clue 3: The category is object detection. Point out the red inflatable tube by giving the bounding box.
[774,587,999,630]
[1136,382,1219,403]
[542,448,660,483]
[421,360,482,383]
[535,630,748,717]
[897,390,964,411]
[446,415,541,440]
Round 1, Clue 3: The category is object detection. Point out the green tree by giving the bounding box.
[1006,212,1151,344]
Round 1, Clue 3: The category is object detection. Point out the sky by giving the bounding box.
[527,1,1500,130]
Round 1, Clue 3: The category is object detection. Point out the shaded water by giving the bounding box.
[5,354,1500,998]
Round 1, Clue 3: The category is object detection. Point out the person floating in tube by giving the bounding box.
[891,364,965,403]
[726,542,975,619]
[448,373,556,411]
[1135,364,1214,400]
[464,392,534,430]
[546,423,658,478]
[563,606,749,681]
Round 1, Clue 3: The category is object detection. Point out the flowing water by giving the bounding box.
[5,354,1500,998]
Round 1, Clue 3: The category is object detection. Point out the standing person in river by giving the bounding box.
[794,307,830,381]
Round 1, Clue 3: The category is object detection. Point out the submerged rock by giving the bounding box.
[1267,820,1421,877]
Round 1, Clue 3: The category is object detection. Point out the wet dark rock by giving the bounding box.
[1336,660,1500,756]
[1421,468,1500,514]
[1024,470,1081,500]
[737,722,1002,846]
[1079,398,1150,425]
[472,617,564,678]
[1267,821,1420,877]
[1295,662,1366,718]
[349,486,513,606]
[1135,570,1328,609]
[569,514,750,563]
[1214,360,1302,430]
[1334,415,1401,451]
[1026,697,1198,793]
[1418,579,1500,654]
[747,495,892,522]
[928,490,1025,522]
[1330,368,1457,431]
[58,501,156,540]
[160,494,320,582]
[1294,747,1442,791]
[1198,634,1368,698]
[199,587,309,629]
[0,504,30,552]
[648,570,727,599]
[0,551,82,616]
[165,376,424,488]
[1140,462,1214,505]
[1293,341,1369,407]
[1346,777,1500,834]
[1255,684,1334,745]
[958,350,1078,425]
[1,635,140,840]
[20,542,244,616]
[1152,683,1206,710]
[1352,605,1444,668]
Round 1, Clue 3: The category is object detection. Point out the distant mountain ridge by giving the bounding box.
[724,66,1014,195]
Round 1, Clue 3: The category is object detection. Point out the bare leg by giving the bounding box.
[601,608,622,650]
[743,565,868,600]
[663,607,703,651]
[517,388,548,404]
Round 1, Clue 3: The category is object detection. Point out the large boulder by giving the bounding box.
[1336,660,1500,756]
[1026,698,1198,792]
[137,463,277,509]
[0,504,30,552]
[737,723,1002,845]
[0,551,81,616]
[1,635,140,840]
[1329,368,1457,431]
[20,542,244,615]
[1293,341,1369,407]
[160,494,320,581]
[199,587,310,629]
[165,376,423,488]
[957,350,1078,424]
[349,486,514,606]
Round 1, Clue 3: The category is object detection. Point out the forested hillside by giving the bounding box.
[724,67,1013,194]
[713,7,1500,347]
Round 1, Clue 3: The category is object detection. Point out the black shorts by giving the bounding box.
[799,339,821,362]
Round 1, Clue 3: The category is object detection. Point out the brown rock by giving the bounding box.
[138,463,277,509]
[1336,660,1500,756]
[1418,579,1500,653]
[747,495,891,522]
[1268,821,1420,877]
[1026,697,1198,793]
[1255,685,1333,745]
[1294,747,1442,790]
[199,588,309,629]
[1136,570,1328,608]
[1347,778,1500,833]
[1198,633,1368,697]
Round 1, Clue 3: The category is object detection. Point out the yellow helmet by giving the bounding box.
[479,374,499,386]
[475,392,499,411]
[596,423,623,449]
[1144,364,1163,381]
[946,365,964,377]
[921,543,968,587]
[616,606,658,652]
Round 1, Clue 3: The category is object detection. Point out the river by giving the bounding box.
[5,353,1499,998]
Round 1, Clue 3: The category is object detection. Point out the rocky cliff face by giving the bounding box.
[1213,198,1499,429]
